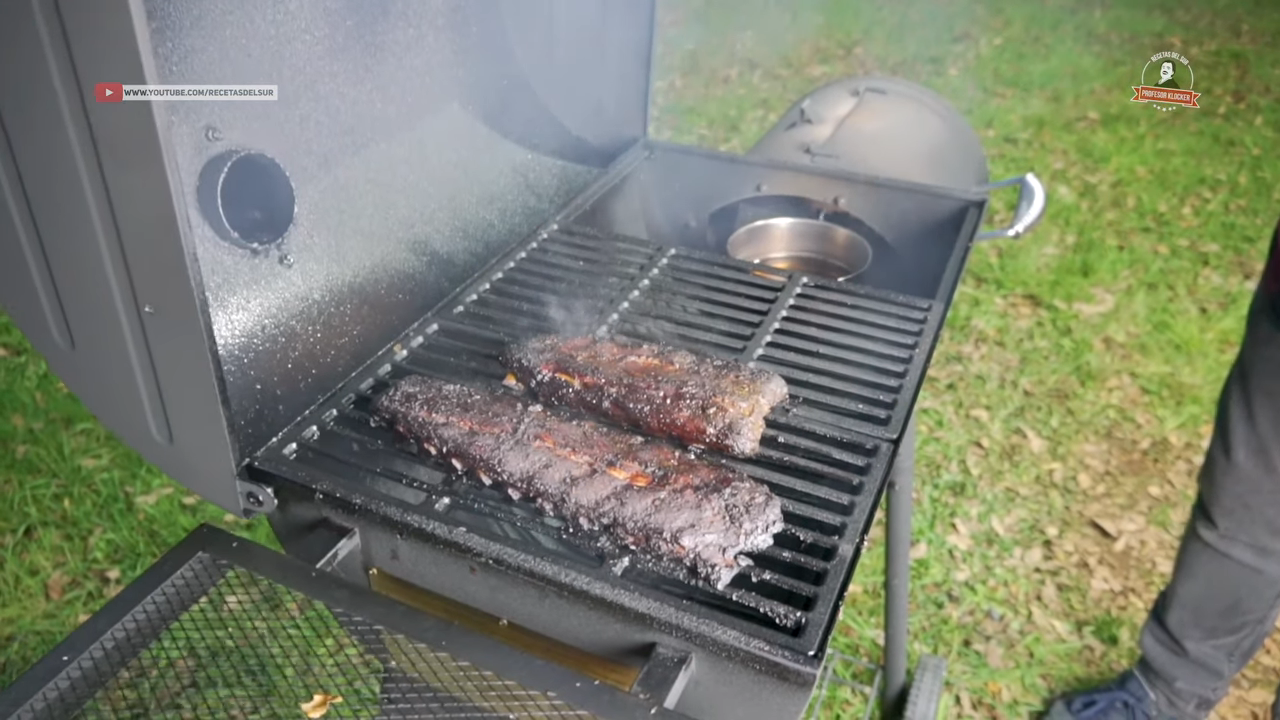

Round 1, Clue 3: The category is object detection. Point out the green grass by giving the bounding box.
[4,0,1280,717]
[652,0,1279,716]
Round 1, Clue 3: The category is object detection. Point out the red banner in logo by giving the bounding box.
[1130,86,1201,108]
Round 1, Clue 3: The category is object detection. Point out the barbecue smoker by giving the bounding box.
[0,1,1045,719]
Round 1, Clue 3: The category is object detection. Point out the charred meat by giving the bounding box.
[501,335,789,457]
[373,375,785,589]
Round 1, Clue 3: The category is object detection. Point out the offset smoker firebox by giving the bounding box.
[0,1,1044,718]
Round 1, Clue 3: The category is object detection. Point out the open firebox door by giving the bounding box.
[0,1,1044,719]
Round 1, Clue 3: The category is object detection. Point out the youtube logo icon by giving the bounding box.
[95,82,122,103]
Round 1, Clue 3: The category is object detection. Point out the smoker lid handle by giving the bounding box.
[975,172,1047,242]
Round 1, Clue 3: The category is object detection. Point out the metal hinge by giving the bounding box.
[235,480,277,516]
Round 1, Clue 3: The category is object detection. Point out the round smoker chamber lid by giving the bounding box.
[748,76,991,192]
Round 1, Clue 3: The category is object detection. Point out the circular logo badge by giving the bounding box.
[1130,51,1202,112]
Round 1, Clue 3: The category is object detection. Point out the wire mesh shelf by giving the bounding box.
[0,526,691,720]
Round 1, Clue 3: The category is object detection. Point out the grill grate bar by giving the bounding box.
[780,309,923,349]
[627,291,770,327]
[751,545,831,576]
[738,565,822,598]
[785,299,926,338]
[655,250,789,289]
[661,267,786,303]
[744,273,805,360]
[500,264,636,298]
[764,333,912,377]
[484,273,628,307]
[800,282,932,313]
[760,427,876,470]
[539,235,654,265]
[613,318,747,355]
[618,310,755,342]
[760,348,905,393]
[754,361,897,406]
[770,325,917,364]
[593,248,674,336]
[647,275,777,314]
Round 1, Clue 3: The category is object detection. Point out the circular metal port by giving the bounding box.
[727,216,873,282]
[198,149,296,249]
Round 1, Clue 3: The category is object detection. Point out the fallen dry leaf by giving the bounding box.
[134,486,174,506]
[1072,288,1117,317]
[79,458,100,469]
[945,533,973,551]
[46,571,68,601]
[1242,687,1272,705]
[1092,517,1121,539]
[76,613,91,625]
[104,568,122,583]
[1022,426,1048,455]
[300,693,344,719]
[909,541,929,560]
[85,526,105,553]
[181,496,199,506]
[984,642,1005,669]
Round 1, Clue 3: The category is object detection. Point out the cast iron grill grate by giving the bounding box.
[7,552,598,720]
[254,224,946,656]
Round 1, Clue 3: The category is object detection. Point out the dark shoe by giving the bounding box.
[1044,670,1178,720]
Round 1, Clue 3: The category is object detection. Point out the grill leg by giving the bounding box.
[883,414,917,718]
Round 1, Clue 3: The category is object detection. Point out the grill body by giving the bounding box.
[251,141,986,720]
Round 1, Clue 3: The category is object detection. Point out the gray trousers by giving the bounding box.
[1137,219,1280,719]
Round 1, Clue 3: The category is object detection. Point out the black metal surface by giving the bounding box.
[569,142,987,304]
[252,219,950,661]
[0,525,695,720]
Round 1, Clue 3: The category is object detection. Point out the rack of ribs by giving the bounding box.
[373,375,785,589]
[500,335,789,458]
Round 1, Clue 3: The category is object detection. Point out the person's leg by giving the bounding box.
[1047,218,1280,720]
[1136,220,1280,718]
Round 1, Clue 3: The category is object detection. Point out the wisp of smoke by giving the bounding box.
[544,293,602,337]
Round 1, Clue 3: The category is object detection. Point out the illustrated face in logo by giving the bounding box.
[1131,51,1200,111]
